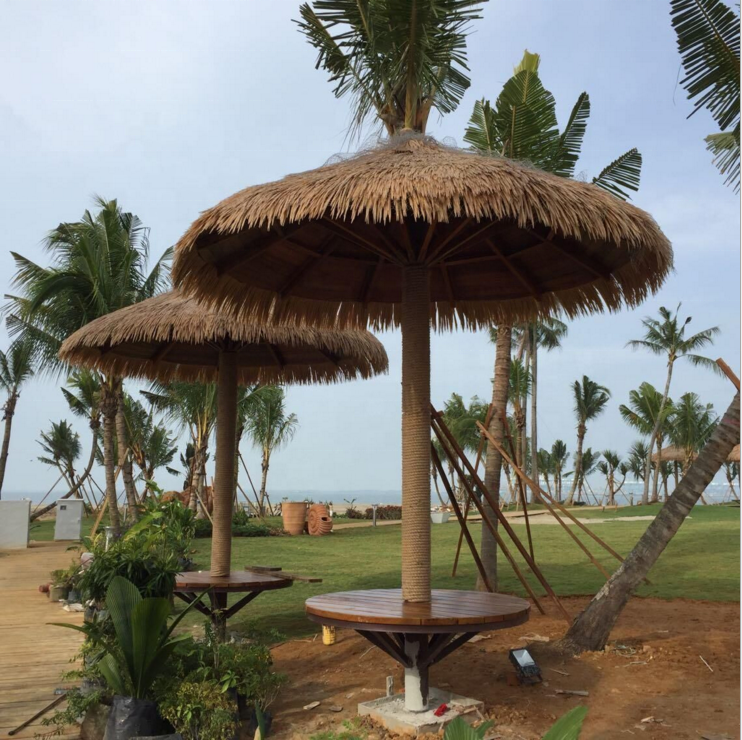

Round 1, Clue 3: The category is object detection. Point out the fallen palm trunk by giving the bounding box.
[561,391,740,654]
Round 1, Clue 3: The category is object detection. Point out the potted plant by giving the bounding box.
[53,576,205,740]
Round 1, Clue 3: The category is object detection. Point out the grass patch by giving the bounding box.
[36,505,739,638]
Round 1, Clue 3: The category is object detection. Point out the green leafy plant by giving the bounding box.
[542,706,588,739]
[158,679,237,740]
[54,576,204,699]
[443,717,493,739]
[310,718,368,740]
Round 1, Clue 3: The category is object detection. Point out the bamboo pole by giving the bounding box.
[452,404,494,577]
[477,422,652,587]
[433,432,546,614]
[432,411,569,620]
[431,444,492,593]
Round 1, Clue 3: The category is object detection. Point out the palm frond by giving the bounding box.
[706,128,741,190]
[592,148,642,200]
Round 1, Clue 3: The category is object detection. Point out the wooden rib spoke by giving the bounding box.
[150,341,174,363]
[278,237,336,297]
[360,258,384,304]
[525,229,612,280]
[320,219,404,264]
[440,263,456,307]
[267,343,285,368]
[487,239,542,299]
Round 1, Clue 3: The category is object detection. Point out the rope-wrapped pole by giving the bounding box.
[401,265,431,603]
[211,349,238,578]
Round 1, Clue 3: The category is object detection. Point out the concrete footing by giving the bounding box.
[358,688,483,736]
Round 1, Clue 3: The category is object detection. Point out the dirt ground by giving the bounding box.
[269,597,740,739]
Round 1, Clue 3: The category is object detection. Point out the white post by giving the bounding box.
[403,637,427,712]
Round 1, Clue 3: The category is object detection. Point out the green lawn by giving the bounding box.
[35,505,739,638]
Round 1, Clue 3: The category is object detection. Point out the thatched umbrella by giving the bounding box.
[651,444,740,465]
[59,290,388,576]
[173,135,673,603]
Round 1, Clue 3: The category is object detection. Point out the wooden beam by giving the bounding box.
[266,343,285,368]
[212,223,306,276]
[717,358,740,390]
[317,348,340,368]
[525,229,612,280]
[417,221,438,262]
[425,218,473,263]
[321,218,403,264]
[360,257,384,304]
[487,239,542,298]
[439,263,456,307]
[278,237,336,297]
[150,341,174,363]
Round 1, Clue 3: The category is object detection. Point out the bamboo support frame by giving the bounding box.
[431,444,492,592]
[432,410,571,619]
[476,421,653,587]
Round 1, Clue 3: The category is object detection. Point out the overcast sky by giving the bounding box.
[1,1,738,499]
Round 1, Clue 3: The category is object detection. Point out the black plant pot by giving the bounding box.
[103,696,171,740]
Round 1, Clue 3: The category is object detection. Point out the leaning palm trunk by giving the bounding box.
[562,392,740,654]
[643,362,674,504]
[477,325,511,591]
[0,392,18,498]
[101,384,121,536]
[530,332,539,498]
[115,388,139,522]
[566,425,586,505]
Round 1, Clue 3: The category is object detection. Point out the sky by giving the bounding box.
[0,1,739,500]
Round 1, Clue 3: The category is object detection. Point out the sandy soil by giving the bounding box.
[269,597,739,739]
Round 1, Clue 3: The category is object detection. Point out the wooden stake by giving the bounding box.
[477,422,652,587]
[432,444,493,592]
[8,694,67,735]
[452,404,495,576]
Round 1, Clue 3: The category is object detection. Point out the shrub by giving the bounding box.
[345,508,367,519]
[158,680,237,740]
[194,519,278,538]
[365,505,402,520]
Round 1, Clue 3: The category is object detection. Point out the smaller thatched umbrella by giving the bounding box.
[652,444,740,465]
[59,291,388,577]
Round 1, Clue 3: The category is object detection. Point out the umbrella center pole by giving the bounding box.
[211,349,239,579]
[401,264,431,603]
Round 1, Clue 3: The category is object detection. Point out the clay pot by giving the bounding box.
[282,502,308,535]
[307,504,333,536]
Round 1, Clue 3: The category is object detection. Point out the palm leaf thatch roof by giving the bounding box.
[172,135,673,329]
[58,291,388,385]
[651,444,740,463]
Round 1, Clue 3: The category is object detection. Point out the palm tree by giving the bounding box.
[537,448,554,496]
[577,447,599,504]
[0,338,35,498]
[627,440,650,486]
[566,377,611,505]
[671,0,740,190]
[627,305,720,503]
[619,382,675,503]
[563,391,740,654]
[6,197,171,534]
[508,358,531,471]
[297,0,485,137]
[668,392,718,473]
[38,420,81,490]
[244,387,299,516]
[550,439,570,501]
[597,451,628,506]
[143,382,218,515]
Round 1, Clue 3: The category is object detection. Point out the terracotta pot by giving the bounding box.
[307,504,333,536]
[282,502,308,535]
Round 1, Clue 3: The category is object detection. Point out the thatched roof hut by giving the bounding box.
[652,444,740,464]
[59,290,388,385]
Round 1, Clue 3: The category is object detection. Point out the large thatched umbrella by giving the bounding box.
[59,290,388,576]
[173,135,673,603]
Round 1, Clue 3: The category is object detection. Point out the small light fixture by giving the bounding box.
[509,648,542,685]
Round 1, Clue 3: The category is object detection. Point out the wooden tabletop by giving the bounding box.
[305,589,530,633]
[175,570,293,593]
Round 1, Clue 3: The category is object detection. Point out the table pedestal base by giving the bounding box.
[356,630,477,711]
[358,688,483,736]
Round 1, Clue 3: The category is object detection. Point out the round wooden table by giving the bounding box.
[175,571,292,637]
[306,589,530,711]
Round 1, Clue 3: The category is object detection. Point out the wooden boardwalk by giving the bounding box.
[0,542,84,740]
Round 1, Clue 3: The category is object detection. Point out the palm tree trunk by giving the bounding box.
[115,388,139,521]
[650,457,662,503]
[0,392,18,498]
[643,360,674,504]
[259,448,270,517]
[478,325,511,592]
[562,392,740,654]
[101,384,121,536]
[566,426,585,505]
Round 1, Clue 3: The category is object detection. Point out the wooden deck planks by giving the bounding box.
[0,542,84,740]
